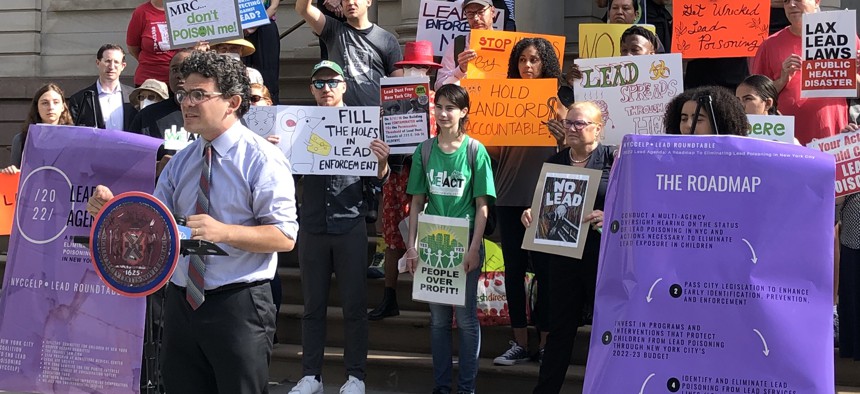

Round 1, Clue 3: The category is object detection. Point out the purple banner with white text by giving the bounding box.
[584,135,835,393]
[0,125,162,393]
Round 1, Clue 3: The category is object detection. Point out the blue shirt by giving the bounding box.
[155,121,299,289]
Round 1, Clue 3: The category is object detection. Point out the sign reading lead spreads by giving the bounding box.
[801,9,857,98]
[583,135,835,393]
[165,0,243,49]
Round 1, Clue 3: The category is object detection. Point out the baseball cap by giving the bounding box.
[311,60,344,78]
[462,0,493,9]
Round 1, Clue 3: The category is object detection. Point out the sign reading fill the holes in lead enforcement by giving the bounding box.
[801,9,858,98]
[165,0,243,49]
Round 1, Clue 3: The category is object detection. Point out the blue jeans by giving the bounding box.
[429,242,483,394]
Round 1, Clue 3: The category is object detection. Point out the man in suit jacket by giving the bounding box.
[69,43,137,131]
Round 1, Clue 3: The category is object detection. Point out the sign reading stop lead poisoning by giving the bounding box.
[801,9,857,98]
[165,0,243,49]
[807,131,860,198]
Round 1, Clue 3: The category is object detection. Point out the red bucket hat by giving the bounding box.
[394,41,442,69]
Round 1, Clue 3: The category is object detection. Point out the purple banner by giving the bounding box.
[584,135,835,393]
[0,125,162,393]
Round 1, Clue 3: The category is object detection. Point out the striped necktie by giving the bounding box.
[186,142,212,309]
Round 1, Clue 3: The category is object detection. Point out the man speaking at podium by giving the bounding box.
[87,50,299,394]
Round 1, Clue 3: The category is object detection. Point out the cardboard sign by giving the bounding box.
[416,0,504,57]
[0,173,19,236]
[807,132,860,197]
[801,10,858,98]
[522,163,601,259]
[573,53,684,146]
[244,105,382,176]
[412,213,469,306]
[746,115,795,144]
[466,30,566,80]
[0,125,162,393]
[671,0,770,58]
[461,78,559,146]
[239,0,271,30]
[578,24,657,59]
[381,76,433,155]
[584,134,835,393]
[165,0,243,49]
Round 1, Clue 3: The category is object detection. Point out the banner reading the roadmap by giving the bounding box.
[583,135,835,393]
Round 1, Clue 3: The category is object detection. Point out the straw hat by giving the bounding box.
[129,79,168,107]
[214,39,256,57]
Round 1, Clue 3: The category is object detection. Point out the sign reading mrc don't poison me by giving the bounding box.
[165,0,243,49]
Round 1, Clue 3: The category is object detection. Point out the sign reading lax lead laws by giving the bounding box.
[584,135,835,393]
[801,10,858,98]
[165,0,242,49]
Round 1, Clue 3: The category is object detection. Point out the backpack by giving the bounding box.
[419,136,496,236]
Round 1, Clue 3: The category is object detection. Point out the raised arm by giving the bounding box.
[295,0,326,35]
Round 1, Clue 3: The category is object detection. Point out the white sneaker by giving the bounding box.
[339,375,365,394]
[289,376,323,394]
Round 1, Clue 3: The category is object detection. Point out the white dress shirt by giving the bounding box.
[97,80,124,131]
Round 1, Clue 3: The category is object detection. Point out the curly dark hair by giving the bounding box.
[664,86,749,136]
[738,74,779,115]
[620,26,659,53]
[507,37,562,83]
[180,50,251,117]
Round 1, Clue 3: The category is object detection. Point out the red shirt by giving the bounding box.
[751,27,856,145]
[126,2,175,85]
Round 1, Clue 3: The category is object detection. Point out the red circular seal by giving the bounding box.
[89,192,180,297]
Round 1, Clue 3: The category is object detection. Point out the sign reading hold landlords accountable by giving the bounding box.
[583,135,835,393]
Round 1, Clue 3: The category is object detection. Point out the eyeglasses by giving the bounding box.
[464,6,490,19]
[175,89,223,105]
[137,93,160,102]
[564,120,596,130]
[311,79,344,89]
[250,95,264,103]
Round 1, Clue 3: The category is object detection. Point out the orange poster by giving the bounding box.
[0,173,20,236]
[672,0,770,59]
[461,78,559,146]
[467,30,566,80]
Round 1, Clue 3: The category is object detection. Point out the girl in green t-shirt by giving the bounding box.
[404,84,496,394]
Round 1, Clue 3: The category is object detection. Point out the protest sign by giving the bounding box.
[461,78,558,146]
[578,24,656,59]
[0,125,162,394]
[746,115,795,144]
[163,124,198,151]
[416,0,504,56]
[466,30,565,80]
[0,173,19,236]
[244,105,382,176]
[801,10,858,98]
[239,0,271,30]
[584,134,835,393]
[522,163,601,259]
[412,213,469,306]
[381,76,432,155]
[671,0,770,58]
[573,53,683,146]
[807,132,860,197]
[165,0,242,49]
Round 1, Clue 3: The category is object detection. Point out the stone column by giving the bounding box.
[516,0,564,36]
[395,0,419,43]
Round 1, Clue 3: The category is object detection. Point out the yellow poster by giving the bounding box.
[578,23,656,59]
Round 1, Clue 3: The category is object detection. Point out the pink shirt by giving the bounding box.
[751,27,855,145]
[126,2,175,86]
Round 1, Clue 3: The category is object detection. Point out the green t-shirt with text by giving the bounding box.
[406,136,496,226]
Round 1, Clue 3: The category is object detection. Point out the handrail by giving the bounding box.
[279,20,306,40]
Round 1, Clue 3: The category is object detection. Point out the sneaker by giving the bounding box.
[340,375,365,394]
[289,376,323,394]
[493,341,530,366]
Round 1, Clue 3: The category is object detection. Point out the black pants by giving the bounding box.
[533,256,598,394]
[244,19,281,103]
[497,205,551,331]
[840,244,860,359]
[161,282,276,394]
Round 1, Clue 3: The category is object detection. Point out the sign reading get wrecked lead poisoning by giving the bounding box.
[165,0,243,49]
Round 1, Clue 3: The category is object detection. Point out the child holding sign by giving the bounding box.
[405,84,495,394]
